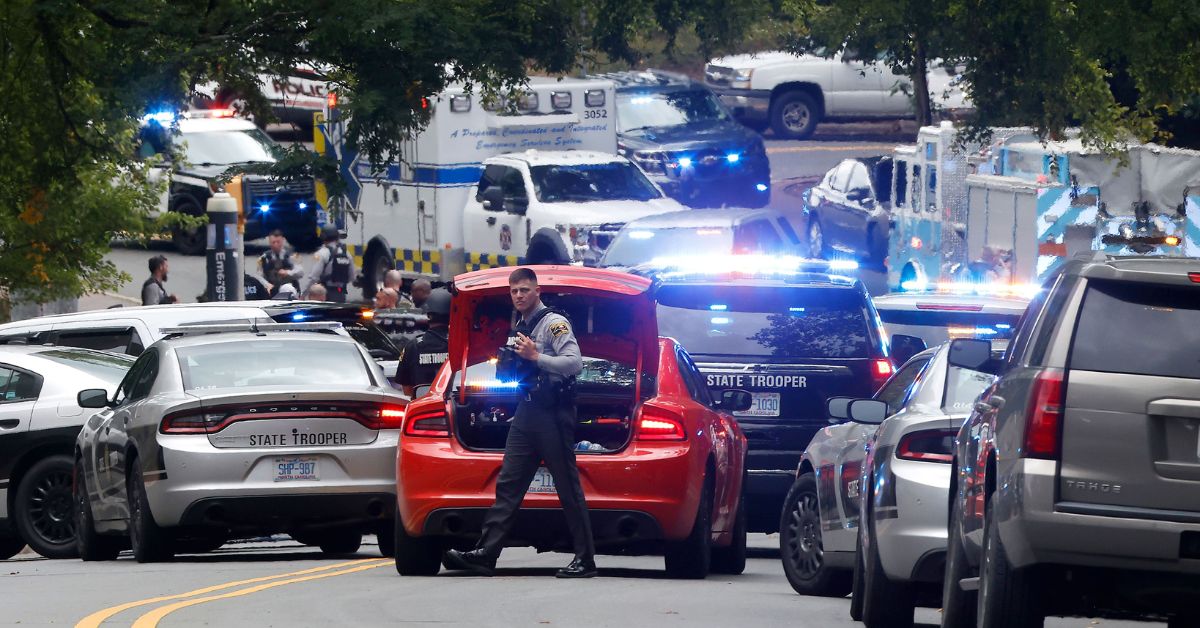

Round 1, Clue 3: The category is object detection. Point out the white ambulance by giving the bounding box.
[318,77,687,297]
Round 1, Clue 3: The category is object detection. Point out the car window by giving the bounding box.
[475,165,504,201]
[498,167,527,201]
[657,285,873,359]
[127,349,159,401]
[1069,279,1200,380]
[53,328,142,356]
[112,355,147,406]
[894,161,909,208]
[1027,273,1079,366]
[1005,273,1056,369]
[829,161,853,192]
[942,365,995,413]
[529,162,662,203]
[733,220,784,254]
[875,354,930,412]
[872,159,892,203]
[35,349,135,383]
[0,366,43,403]
[775,217,802,246]
[675,349,713,405]
[177,340,372,390]
[847,162,872,196]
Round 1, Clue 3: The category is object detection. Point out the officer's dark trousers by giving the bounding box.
[477,403,596,560]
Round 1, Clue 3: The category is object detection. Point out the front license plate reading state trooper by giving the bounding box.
[275,457,319,482]
[735,392,782,417]
[527,467,557,494]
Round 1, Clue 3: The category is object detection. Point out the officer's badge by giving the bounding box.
[549,321,570,338]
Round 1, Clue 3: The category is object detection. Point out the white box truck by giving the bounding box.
[318,77,687,298]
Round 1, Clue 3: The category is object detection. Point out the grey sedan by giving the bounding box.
[74,323,407,563]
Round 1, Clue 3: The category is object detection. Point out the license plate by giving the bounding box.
[735,392,781,417]
[527,467,556,494]
[274,456,319,482]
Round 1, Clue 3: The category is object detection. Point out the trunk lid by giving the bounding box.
[169,387,400,449]
[1059,278,1200,514]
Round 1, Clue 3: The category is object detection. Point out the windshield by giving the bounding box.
[342,321,402,360]
[177,340,372,390]
[617,90,729,132]
[602,227,733,267]
[657,285,873,359]
[36,349,134,383]
[175,128,280,166]
[529,162,662,203]
[878,309,1022,349]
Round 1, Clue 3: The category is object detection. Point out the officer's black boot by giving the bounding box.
[556,555,598,579]
[442,549,497,576]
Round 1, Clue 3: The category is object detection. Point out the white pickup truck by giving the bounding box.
[704,51,970,139]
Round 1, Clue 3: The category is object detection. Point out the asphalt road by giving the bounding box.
[102,124,900,307]
[2,535,1162,628]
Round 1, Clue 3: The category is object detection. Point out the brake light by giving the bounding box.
[1189,272,1200,283]
[872,359,894,390]
[636,406,686,441]
[371,405,406,430]
[1023,369,1064,459]
[896,429,957,463]
[404,404,449,437]
[160,410,225,434]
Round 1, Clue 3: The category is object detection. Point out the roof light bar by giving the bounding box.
[900,280,1039,299]
[645,254,859,278]
[159,322,342,336]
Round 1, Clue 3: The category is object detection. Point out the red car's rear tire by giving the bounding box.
[393,513,441,576]
[665,478,713,579]
[710,488,747,575]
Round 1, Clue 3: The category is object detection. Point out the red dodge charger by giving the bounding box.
[393,266,749,578]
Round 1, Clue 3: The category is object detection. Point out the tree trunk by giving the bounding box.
[912,40,932,127]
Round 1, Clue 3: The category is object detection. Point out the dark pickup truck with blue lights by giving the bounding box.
[598,70,771,209]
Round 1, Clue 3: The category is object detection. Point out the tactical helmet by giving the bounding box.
[423,287,452,316]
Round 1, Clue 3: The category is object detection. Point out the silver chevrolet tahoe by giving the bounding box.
[942,255,1200,628]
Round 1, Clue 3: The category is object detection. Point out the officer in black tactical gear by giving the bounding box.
[442,267,597,579]
[258,229,304,297]
[304,226,355,303]
[395,287,450,397]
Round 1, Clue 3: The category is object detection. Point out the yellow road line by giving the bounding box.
[75,559,382,628]
[766,143,897,154]
[130,560,390,628]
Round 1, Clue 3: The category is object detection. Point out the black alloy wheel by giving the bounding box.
[780,473,850,596]
[14,455,78,559]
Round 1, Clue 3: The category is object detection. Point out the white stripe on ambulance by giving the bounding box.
[706,374,807,388]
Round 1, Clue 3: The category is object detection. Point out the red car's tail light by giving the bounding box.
[896,429,958,463]
[1023,369,1065,460]
[1188,271,1200,283]
[636,406,686,441]
[404,404,450,437]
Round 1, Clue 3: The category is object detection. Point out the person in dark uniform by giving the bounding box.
[442,268,597,579]
[395,288,450,397]
[258,229,304,296]
[304,227,355,303]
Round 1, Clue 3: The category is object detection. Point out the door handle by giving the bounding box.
[0,419,19,429]
[486,217,496,226]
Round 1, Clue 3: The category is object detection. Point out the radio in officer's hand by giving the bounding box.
[495,337,538,388]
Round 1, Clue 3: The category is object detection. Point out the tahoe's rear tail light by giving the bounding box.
[404,404,449,437]
[872,359,894,390]
[1023,369,1064,459]
[896,429,958,463]
[636,406,686,441]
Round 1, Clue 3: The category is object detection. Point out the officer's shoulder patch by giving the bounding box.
[549,320,570,338]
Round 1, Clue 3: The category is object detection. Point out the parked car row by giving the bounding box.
[778,254,1200,628]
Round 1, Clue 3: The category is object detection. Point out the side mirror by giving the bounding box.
[848,398,889,425]
[827,396,853,423]
[890,334,928,368]
[948,338,993,371]
[413,384,432,399]
[481,187,505,212]
[720,389,753,413]
[78,389,110,409]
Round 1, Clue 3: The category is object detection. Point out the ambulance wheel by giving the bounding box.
[171,200,206,256]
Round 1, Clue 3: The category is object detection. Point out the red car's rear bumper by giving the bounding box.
[397,438,705,546]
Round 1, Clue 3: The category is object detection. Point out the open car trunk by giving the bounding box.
[447,267,659,453]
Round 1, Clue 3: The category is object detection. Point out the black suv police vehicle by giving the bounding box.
[650,261,920,532]
[597,70,771,209]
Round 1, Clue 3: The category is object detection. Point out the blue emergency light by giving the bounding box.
[755,183,769,192]
[260,204,271,213]
[726,153,740,163]
[298,202,308,210]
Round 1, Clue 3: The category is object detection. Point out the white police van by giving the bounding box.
[319,77,687,297]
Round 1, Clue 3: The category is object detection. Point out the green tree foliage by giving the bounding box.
[0,0,767,303]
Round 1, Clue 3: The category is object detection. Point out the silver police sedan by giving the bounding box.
[73,323,407,563]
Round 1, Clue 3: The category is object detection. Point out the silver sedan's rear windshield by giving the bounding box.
[176,340,372,390]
